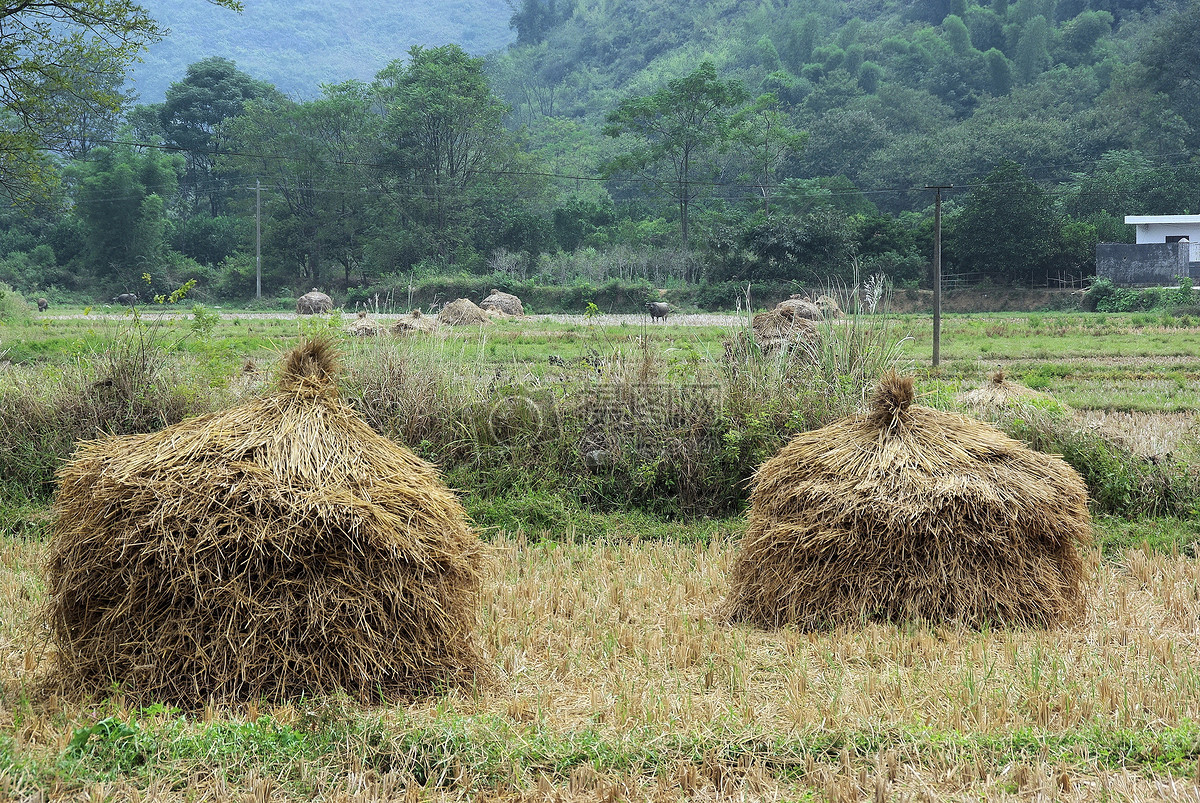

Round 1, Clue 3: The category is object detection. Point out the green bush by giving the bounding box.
[0,281,32,324]
[1003,412,1200,519]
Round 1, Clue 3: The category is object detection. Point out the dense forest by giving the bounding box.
[2,0,1198,308]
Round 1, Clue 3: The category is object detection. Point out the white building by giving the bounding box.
[1126,215,1200,261]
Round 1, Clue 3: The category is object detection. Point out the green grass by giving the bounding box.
[12,707,1200,797]
[1092,515,1200,557]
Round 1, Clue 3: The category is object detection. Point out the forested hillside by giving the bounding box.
[128,0,514,101]
[1,0,1197,309]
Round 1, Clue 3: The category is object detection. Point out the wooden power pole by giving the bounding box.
[255,179,262,300]
[926,184,951,367]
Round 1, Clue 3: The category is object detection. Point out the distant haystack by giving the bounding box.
[724,372,1092,631]
[776,295,823,321]
[390,309,439,335]
[480,289,524,317]
[814,294,844,318]
[750,309,819,356]
[296,289,333,314]
[345,310,383,337]
[437,298,491,326]
[957,370,1072,418]
[45,339,485,704]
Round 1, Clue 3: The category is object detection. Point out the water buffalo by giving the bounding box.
[646,301,669,321]
[36,298,47,312]
[112,293,138,306]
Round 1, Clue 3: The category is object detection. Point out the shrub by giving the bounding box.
[0,281,32,324]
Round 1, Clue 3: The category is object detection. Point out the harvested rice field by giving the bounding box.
[2,309,1200,800]
[3,532,1200,800]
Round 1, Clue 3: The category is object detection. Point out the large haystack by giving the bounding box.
[46,339,485,704]
[724,372,1092,630]
[776,295,823,321]
[296,289,333,314]
[814,294,844,318]
[480,289,524,316]
[390,309,439,335]
[957,370,1072,418]
[750,309,819,356]
[437,298,491,326]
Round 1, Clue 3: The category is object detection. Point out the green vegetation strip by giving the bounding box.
[6,712,1199,794]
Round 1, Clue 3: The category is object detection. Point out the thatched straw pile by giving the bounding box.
[45,339,485,704]
[390,309,439,335]
[480,289,524,316]
[776,295,823,320]
[724,372,1092,631]
[345,310,383,336]
[751,309,819,356]
[814,294,843,318]
[296,289,333,314]
[957,370,1072,418]
[437,298,491,326]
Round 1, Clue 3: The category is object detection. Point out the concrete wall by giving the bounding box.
[1096,243,1194,286]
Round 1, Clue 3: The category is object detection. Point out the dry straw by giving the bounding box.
[437,298,491,326]
[345,310,383,337]
[750,309,819,356]
[957,369,1072,418]
[775,296,823,320]
[480,289,525,316]
[45,338,485,704]
[390,309,439,334]
[724,372,1092,630]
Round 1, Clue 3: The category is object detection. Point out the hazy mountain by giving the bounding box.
[127,0,516,102]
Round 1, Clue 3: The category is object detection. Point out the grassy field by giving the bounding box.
[1,305,1200,800]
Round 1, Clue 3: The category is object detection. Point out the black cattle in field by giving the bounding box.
[113,293,138,306]
[646,301,669,321]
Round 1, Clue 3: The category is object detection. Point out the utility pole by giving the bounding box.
[255,179,262,300]
[926,184,952,367]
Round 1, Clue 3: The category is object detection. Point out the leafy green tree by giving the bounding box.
[68,142,181,290]
[714,208,856,283]
[730,93,806,215]
[984,49,1014,96]
[1014,16,1052,84]
[144,57,280,217]
[947,160,1058,286]
[0,0,239,204]
[1134,3,1200,149]
[602,62,748,254]
[375,44,532,266]
[509,0,570,46]
[1064,150,1200,219]
[222,81,378,290]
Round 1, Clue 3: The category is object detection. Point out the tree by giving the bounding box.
[601,61,748,254]
[1135,3,1200,149]
[508,0,569,46]
[222,82,378,290]
[146,57,280,217]
[1014,16,1052,84]
[948,160,1058,286]
[0,0,239,204]
[68,142,181,290]
[730,93,806,215]
[375,45,533,265]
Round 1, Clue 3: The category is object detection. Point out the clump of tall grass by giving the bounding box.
[1004,411,1200,519]
[0,280,33,325]
[0,312,232,501]
[336,301,906,523]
